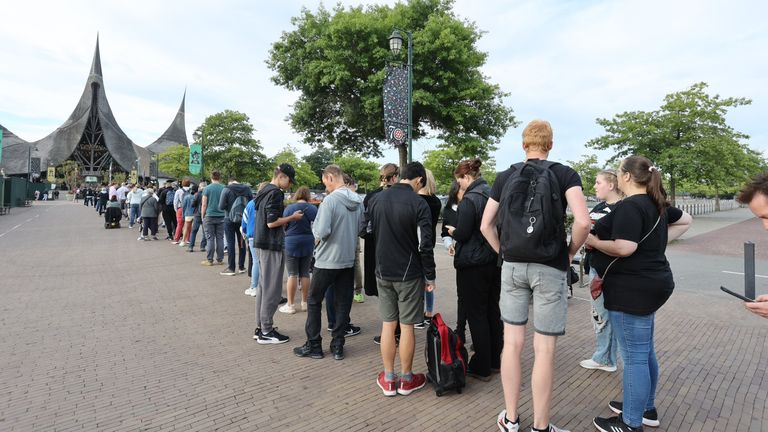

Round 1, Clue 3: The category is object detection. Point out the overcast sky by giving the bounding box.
[1,0,766,173]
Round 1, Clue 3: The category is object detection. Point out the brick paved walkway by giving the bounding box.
[0,201,766,431]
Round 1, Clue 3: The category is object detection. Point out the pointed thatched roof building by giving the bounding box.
[0,36,187,181]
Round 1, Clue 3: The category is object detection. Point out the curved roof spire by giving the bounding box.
[90,33,102,77]
[146,90,189,154]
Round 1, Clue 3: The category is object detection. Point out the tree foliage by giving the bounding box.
[192,110,270,184]
[268,0,517,161]
[423,142,496,194]
[304,145,338,183]
[270,146,319,190]
[333,153,379,192]
[61,160,80,190]
[587,82,762,203]
[566,154,601,197]
[157,145,190,180]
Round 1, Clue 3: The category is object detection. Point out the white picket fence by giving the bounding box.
[674,198,742,216]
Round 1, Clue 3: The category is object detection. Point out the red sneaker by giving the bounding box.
[397,373,426,395]
[377,371,397,397]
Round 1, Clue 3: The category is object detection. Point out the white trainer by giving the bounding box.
[579,359,617,372]
[279,304,296,314]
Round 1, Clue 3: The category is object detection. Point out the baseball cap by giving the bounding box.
[277,163,296,184]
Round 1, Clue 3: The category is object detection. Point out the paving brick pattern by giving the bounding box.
[0,201,766,431]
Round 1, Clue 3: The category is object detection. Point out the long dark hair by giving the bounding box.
[620,155,669,216]
[446,180,461,208]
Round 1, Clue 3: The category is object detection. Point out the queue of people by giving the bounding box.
[86,118,742,432]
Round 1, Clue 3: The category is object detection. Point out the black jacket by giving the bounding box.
[253,183,285,251]
[366,183,436,282]
[452,178,497,269]
[218,183,254,220]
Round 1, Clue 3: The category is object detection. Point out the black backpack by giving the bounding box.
[496,160,565,262]
[425,313,468,396]
[228,195,247,224]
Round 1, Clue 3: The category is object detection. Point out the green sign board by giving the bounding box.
[0,129,3,163]
[189,143,202,175]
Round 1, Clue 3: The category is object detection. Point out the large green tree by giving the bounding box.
[588,82,760,205]
[268,0,517,168]
[304,145,337,187]
[192,110,270,184]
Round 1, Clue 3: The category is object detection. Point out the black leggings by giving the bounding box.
[456,263,503,376]
[142,217,158,237]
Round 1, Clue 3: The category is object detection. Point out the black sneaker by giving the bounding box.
[253,328,262,340]
[258,329,289,344]
[373,333,400,345]
[331,345,344,360]
[414,316,431,330]
[293,342,323,359]
[345,325,361,337]
[279,297,288,305]
[608,401,659,427]
[594,415,644,432]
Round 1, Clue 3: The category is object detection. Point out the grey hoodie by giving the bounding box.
[312,186,363,269]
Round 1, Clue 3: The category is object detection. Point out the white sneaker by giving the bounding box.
[579,359,617,372]
[278,304,296,314]
[178,241,187,247]
[249,288,257,297]
[301,301,308,311]
[244,288,255,296]
[497,410,519,432]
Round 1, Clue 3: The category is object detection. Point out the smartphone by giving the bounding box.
[720,286,755,302]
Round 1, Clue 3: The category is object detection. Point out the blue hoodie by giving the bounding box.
[241,198,257,238]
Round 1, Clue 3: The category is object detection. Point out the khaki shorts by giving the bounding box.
[377,277,424,325]
[499,262,568,336]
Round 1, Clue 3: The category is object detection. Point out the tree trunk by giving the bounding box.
[715,187,720,211]
[398,145,408,172]
[670,174,676,207]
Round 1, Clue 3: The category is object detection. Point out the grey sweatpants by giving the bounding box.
[255,248,285,333]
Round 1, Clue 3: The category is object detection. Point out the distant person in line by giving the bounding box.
[158,181,177,240]
[179,184,198,247]
[242,182,269,297]
[218,175,254,276]
[736,173,768,318]
[172,179,190,244]
[126,184,144,229]
[441,180,466,342]
[188,181,207,253]
[415,168,442,330]
[201,172,226,266]
[139,188,160,241]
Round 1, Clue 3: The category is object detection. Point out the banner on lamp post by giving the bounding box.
[0,130,3,163]
[383,65,409,148]
[189,143,203,175]
[47,166,56,182]
[130,169,138,184]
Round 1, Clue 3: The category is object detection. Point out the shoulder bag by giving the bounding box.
[589,216,661,300]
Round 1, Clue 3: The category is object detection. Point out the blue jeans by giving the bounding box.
[424,290,434,315]
[189,216,206,251]
[129,204,140,227]
[610,310,658,428]
[224,220,246,272]
[204,216,225,263]
[248,239,261,289]
[590,270,618,366]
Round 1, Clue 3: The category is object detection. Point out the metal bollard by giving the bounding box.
[745,242,756,300]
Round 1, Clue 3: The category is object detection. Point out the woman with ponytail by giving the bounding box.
[446,158,502,381]
[586,156,691,432]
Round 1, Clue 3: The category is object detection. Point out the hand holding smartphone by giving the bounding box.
[720,286,755,302]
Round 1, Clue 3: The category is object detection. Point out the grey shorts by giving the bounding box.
[377,277,424,325]
[285,254,312,278]
[499,262,568,336]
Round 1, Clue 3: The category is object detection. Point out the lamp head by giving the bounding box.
[388,30,403,56]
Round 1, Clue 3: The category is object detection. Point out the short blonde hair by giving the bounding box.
[522,119,553,152]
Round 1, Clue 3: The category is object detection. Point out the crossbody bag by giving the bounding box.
[589,216,661,300]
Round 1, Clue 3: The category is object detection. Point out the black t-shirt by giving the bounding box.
[490,159,582,271]
[590,194,683,315]
[420,194,442,248]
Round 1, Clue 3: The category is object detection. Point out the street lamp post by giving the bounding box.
[388,29,413,165]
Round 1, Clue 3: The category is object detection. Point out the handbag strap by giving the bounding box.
[602,216,661,279]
